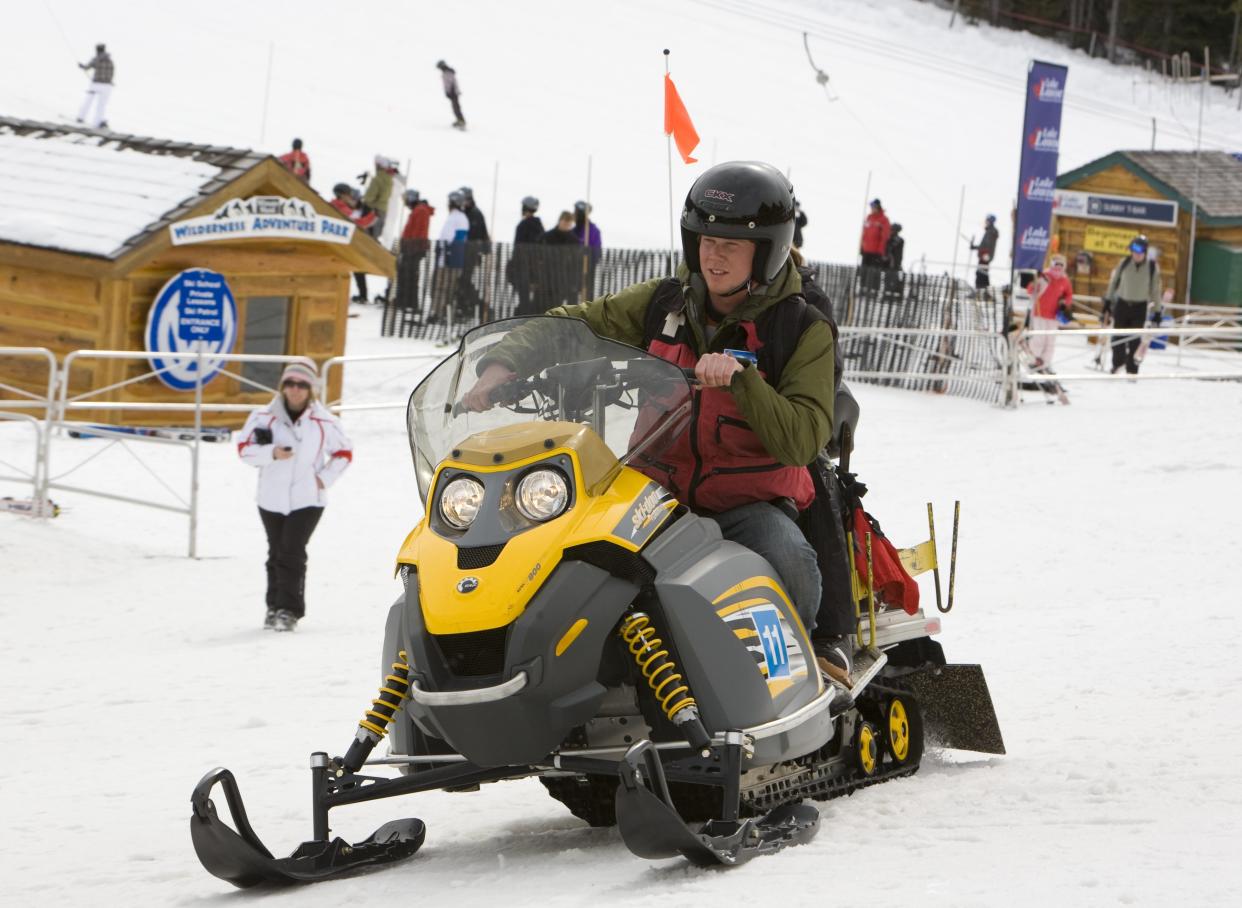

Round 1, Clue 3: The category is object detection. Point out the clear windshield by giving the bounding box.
[407,317,692,502]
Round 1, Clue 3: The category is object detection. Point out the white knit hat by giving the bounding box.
[280,361,317,390]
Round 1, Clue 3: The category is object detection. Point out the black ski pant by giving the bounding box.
[259,506,324,618]
[1111,300,1147,374]
[448,92,465,123]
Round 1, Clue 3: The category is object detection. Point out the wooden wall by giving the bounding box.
[1055,164,1184,304]
[0,241,352,428]
[0,254,106,407]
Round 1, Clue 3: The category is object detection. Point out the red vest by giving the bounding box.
[637,313,814,514]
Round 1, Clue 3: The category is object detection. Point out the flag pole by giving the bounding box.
[664,49,676,276]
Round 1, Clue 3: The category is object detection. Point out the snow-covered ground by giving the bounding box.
[2,305,1241,905]
[5,0,1242,273]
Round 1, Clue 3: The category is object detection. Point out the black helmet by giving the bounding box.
[292,138,303,151]
[574,200,591,214]
[1130,234,1149,254]
[681,160,795,285]
[403,189,421,206]
[332,182,352,197]
[521,195,539,212]
[891,222,903,233]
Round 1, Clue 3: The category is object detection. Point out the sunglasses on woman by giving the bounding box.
[282,380,312,390]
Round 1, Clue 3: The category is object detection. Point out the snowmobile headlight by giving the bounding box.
[515,468,569,522]
[439,476,485,529]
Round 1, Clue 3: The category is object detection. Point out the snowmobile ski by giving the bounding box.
[613,741,819,866]
[190,767,425,888]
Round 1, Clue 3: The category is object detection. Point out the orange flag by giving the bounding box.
[664,73,700,164]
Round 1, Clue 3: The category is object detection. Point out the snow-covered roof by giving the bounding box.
[0,117,265,259]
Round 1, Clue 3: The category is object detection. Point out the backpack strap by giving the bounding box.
[641,277,687,349]
[754,294,829,387]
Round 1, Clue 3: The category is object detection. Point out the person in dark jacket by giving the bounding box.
[885,223,904,271]
[456,186,489,319]
[509,196,545,316]
[971,214,999,291]
[437,60,466,129]
[76,43,114,128]
[396,189,434,313]
[278,138,311,182]
[539,211,579,311]
[793,198,807,250]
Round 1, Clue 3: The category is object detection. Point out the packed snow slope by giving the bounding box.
[1,307,1241,905]
[5,0,1242,272]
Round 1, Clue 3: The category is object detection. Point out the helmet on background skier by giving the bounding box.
[332,182,352,197]
[574,200,592,215]
[448,190,465,209]
[403,189,421,206]
[521,195,539,212]
[870,198,882,209]
[985,213,996,224]
[680,160,796,285]
[891,222,903,233]
[1129,234,1149,255]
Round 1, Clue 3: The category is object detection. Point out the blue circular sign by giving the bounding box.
[144,268,238,391]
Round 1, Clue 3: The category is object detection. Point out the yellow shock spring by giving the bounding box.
[619,613,696,722]
[357,650,411,739]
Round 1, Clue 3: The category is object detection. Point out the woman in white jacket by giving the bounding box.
[237,361,352,631]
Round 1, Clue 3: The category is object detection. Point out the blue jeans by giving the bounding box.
[709,501,822,634]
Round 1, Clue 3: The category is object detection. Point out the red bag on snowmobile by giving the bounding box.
[850,507,919,615]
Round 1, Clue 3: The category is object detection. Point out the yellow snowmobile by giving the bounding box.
[191,316,1003,887]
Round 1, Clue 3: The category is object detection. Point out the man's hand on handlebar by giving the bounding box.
[695,353,743,389]
[462,363,517,412]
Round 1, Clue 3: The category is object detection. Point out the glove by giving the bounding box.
[1149,309,1163,326]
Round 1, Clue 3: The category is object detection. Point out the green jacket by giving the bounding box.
[1106,256,1162,307]
[362,169,393,213]
[492,261,836,467]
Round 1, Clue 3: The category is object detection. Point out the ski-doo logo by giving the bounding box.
[1024,176,1056,202]
[1019,225,1050,252]
[1033,77,1064,102]
[703,189,735,203]
[456,577,479,593]
[1028,128,1060,153]
[630,488,667,538]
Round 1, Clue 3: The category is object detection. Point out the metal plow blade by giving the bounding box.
[190,768,425,888]
[905,663,1005,755]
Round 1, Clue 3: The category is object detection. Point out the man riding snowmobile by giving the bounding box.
[189,164,1004,890]
[465,160,854,679]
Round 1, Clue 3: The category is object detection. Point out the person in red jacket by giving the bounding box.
[396,189,434,313]
[1028,253,1072,368]
[278,138,311,182]
[859,199,890,268]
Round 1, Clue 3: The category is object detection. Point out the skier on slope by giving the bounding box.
[76,43,114,129]
[437,60,467,129]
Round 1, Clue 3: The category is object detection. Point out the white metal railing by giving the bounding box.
[0,347,58,513]
[1006,325,1242,405]
[51,350,319,556]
